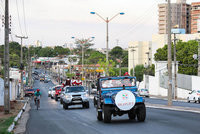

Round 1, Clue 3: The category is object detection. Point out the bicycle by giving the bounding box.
[35,96,40,110]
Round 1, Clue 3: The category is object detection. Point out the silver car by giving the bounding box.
[138,88,149,97]
[62,86,89,109]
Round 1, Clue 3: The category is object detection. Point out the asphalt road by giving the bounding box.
[25,79,200,134]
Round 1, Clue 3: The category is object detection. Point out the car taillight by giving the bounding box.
[197,93,200,96]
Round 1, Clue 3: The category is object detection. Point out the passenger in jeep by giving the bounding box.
[65,77,71,86]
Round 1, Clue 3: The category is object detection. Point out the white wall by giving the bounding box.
[192,76,200,91]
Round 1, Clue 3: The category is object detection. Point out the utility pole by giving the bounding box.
[15,35,28,99]
[167,0,173,106]
[82,43,84,81]
[4,0,10,114]
[28,46,32,86]
[198,41,200,76]
[106,17,109,76]
[129,46,136,76]
[173,33,177,99]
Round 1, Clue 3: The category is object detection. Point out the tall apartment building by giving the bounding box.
[158,0,191,34]
[191,2,200,33]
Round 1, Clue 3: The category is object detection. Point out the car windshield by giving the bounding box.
[55,86,62,90]
[101,78,136,88]
[141,89,148,91]
[26,89,34,91]
[198,90,200,93]
[52,88,55,91]
[66,86,85,93]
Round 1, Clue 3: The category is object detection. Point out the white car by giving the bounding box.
[48,88,52,97]
[62,86,89,109]
[138,89,149,97]
[187,90,200,103]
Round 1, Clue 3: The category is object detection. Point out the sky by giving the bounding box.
[0,0,200,49]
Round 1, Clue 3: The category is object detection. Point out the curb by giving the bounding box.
[146,103,200,114]
[7,98,30,133]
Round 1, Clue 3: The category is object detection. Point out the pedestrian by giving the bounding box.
[76,77,82,86]
[65,77,71,86]
[72,77,76,86]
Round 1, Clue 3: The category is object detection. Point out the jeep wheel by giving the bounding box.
[96,108,103,121]
[128,110,136,120]
[55,95,58,101]
[51,96,53,99]
[63,102,68,110]
[102,105,111,123]
[136,103,146,122]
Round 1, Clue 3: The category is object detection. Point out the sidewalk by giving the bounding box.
[146,103,200,114]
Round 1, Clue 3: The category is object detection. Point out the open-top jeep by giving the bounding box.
[94,76,146,123]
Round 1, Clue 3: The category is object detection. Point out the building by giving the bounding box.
[128,41,152,74]
[158,0,191,34]
[191,2,200,33]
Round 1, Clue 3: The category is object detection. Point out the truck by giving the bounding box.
[94,76,146,123]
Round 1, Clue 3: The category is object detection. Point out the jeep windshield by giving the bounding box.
[101,78,136,88]
[65,86,85,93]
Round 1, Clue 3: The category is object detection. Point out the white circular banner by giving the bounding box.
[115,90,136,111]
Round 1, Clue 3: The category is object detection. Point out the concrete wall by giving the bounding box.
[0,78,20,106]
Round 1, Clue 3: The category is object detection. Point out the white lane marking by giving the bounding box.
[146,104,200,114]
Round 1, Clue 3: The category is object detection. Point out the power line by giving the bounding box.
[16,0,23,36]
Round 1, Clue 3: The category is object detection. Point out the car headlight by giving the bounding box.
[65,94,71,99]
[82,94,87,98]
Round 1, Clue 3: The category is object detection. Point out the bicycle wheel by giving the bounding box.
[36,100,39,110]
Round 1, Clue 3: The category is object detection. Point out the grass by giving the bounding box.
[0,116,15,134]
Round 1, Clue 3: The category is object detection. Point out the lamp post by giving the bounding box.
[72,37,95,85]
[129,46,136,76]
[90,12,124,76]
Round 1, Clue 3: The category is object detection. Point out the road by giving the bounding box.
[25,78,200,134]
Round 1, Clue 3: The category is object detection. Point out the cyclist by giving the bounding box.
[34,89,42,107]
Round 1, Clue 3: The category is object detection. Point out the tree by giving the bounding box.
[154,40,198,75]
[98,58,115,76]
[144,64,155,76]
[121,50,128,67]
[74,38,94,55]
[87,51,105,64]
[38,47,54,57]
[53,46,70,56]
[109,46,123,60]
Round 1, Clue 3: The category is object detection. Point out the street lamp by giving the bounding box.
[90,11,125,76]
[72,37,95,84]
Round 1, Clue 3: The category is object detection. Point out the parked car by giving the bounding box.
[62,86,89,109]
[138,89,149,97]
[94,76,146,123]
[187,90,200,103]
[25,88,35,97]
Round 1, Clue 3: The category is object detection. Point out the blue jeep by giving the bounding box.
[94,76,146,123]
